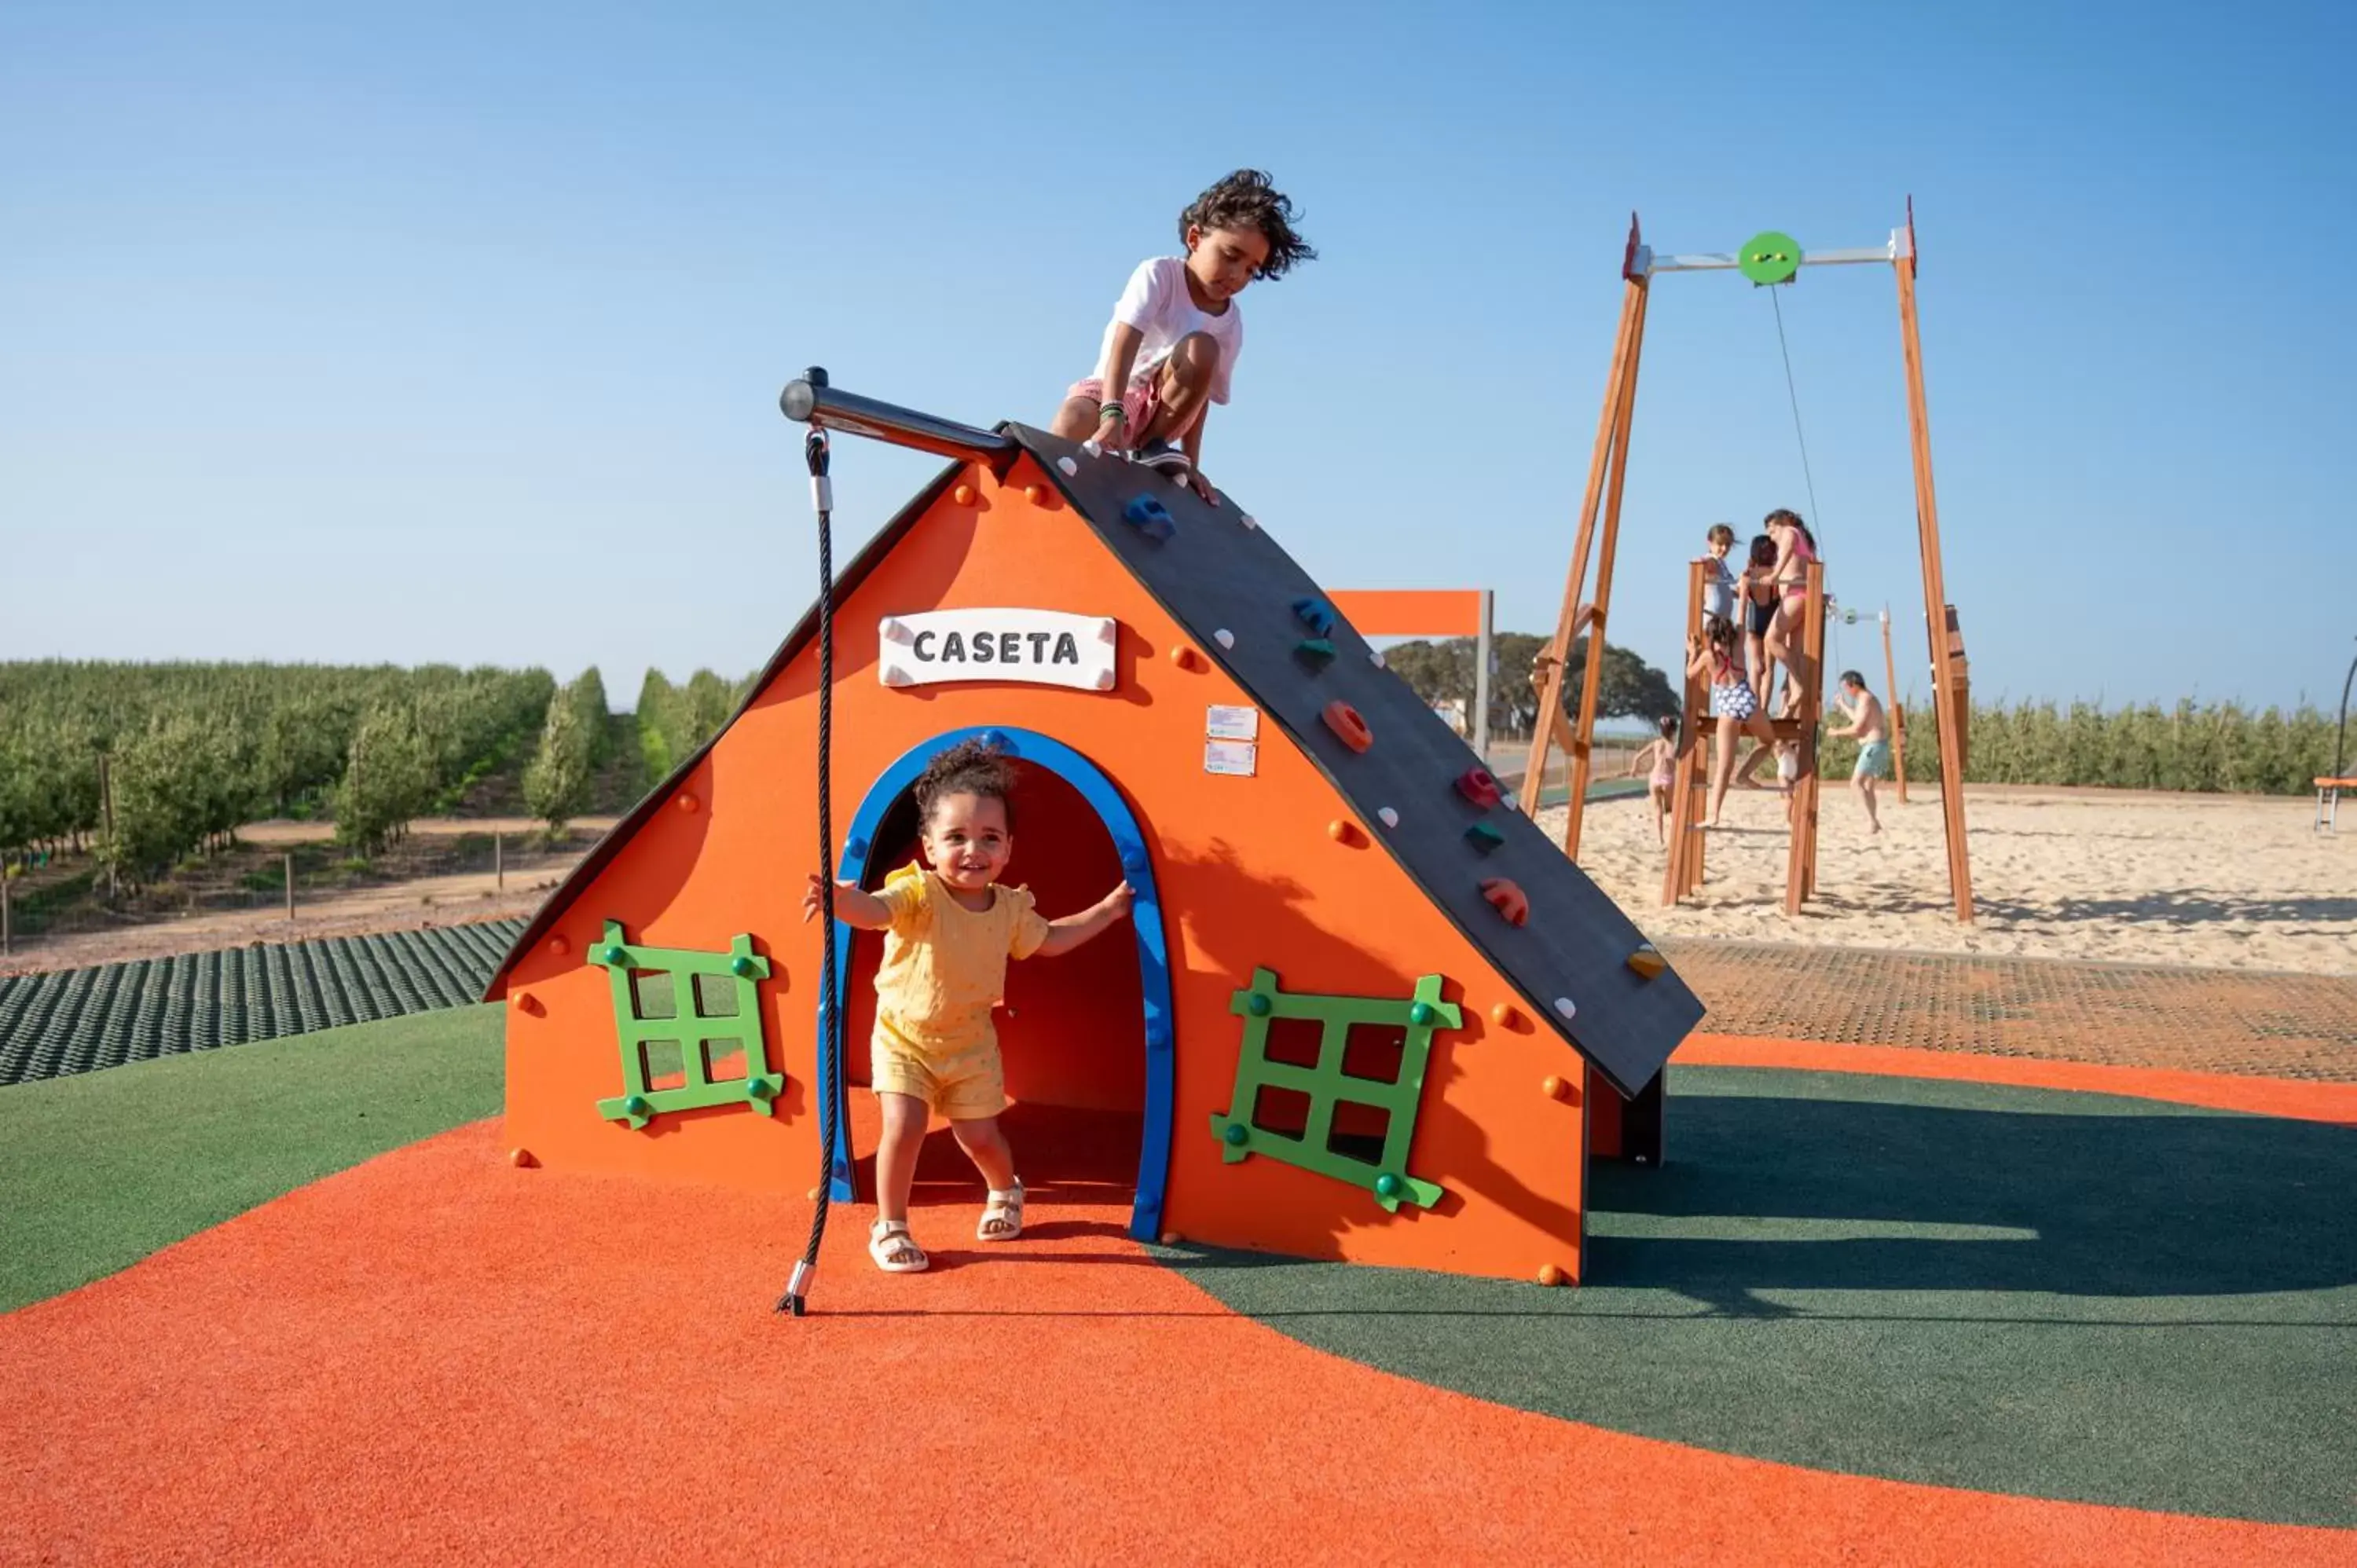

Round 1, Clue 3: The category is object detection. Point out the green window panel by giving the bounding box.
[1208,967,1460,1213]
[588,920,782,1129]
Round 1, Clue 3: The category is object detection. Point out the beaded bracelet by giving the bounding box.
[1099,401,1127,423]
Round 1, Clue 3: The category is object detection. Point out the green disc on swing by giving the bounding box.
[1739,230,1802,286]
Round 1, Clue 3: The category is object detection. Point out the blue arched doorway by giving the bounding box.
[816,727,1174,1242]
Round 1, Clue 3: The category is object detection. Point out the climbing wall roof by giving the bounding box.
[1017,425,1700,1095]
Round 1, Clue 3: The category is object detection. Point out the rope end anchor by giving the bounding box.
[776,1258,816,1316]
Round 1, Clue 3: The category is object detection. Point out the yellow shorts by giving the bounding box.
[871,1031,1006,1121]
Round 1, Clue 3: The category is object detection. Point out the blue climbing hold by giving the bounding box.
[1123,495,1177,540]
[1291,595,1336,636]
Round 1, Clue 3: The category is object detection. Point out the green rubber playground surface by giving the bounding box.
[0,1003,504,1313]
[1167,1065,2357,1528]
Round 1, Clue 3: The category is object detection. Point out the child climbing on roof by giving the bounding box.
[1828,669,1890,835]
[802,738,1133,1275]
[1051,170,1315,507]
[1626,714,1681,848]
[1688,618,1782,831]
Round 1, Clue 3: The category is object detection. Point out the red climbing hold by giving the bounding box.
[1323,701,1373,753]
[1479,877,1529,927]
[1456,768,1503,809]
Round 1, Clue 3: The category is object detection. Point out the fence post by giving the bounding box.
[284,853,295,922]
[2,869,11,958]
[495,832,504,892]
[1473,589,1495,762]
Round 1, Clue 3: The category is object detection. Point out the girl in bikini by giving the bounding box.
[1626,713,1681,847]
[1688,618,1781,830]
[1764,508,1820,719]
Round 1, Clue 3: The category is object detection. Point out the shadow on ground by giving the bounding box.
[1161,1065,2357,1529]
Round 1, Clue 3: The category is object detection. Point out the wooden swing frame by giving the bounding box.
[1517,203,1976,923]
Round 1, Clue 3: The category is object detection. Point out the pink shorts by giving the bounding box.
[1068,367,1198,442]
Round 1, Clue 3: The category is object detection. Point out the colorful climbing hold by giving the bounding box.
[1479,877,1530,927]
[1291,595,1336,636]
[1294,638,1336,667]
[1122,494,1177,540]
[1455,768,1503,809]
[1465,821,1506,853]
[1322,701,1373,753]
[1626,943,1667,980]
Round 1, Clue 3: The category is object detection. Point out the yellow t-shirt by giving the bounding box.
[871,864,1053,1057]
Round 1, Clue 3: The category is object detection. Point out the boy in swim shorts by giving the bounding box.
[1829,669,1890,835]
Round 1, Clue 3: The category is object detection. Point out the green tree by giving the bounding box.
[522,691,593,837]
[336,703,433,855]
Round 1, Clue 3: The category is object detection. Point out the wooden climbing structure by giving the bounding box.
[1520,203,1976,923]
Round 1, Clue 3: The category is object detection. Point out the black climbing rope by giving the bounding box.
[778,384,840,1317]
[1768,285,1825,548]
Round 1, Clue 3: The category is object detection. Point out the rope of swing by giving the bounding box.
[1768,284,1825,551]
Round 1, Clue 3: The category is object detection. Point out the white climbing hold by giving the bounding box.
[1369,650,1387,669]
[1553,998,1578,1021]
[1240,513,1259,531]
[1080,440,1103,459]
[1377,808,1399,830]
[1501,793,1522,813]
[1214,628,1235,650]
[1058,456,1078,477]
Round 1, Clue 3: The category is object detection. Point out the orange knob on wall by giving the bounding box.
[1537,1264,1564,1287]
[548,934,570,957]
[953,483,976,505]
[509,1148,537,1168]
[1490,1002,1522,1029]
[1541,1075,1567,1100]
[1169,645,1200,670]
[677,793,699,814]
[516,992,545,1018]
[1024,483,1049,505]
[1327,819,1364,847]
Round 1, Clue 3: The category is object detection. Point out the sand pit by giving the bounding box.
[1541,786,2357,975]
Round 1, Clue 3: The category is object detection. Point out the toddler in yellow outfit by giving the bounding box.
[804,738,1131,1274]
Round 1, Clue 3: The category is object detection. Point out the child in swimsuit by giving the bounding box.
[1051,170,1315,505]
[1765,508,1820,719]
[1626,713,1681,847]
[1732,533,1783,788]
[1688,618,1781,830]
[803,739,1135,1274]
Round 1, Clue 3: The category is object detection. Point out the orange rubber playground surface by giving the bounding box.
[5,1032,2355,1566]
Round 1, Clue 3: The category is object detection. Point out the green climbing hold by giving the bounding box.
[1294,638,1336,666]
[1739,229,1802,286]
[730,954,758,978]
[1246,992,1274,1017]
[1375,1172,1405,1200]
[1409,1001,1437,1028]
[1465,821,1506,853]
[1222,1122,1250,1147]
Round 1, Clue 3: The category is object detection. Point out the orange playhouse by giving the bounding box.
[484,376,1703,1287]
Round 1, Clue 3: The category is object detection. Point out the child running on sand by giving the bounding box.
[1052,170,1315,506]
[802,739,1133,1274]
[1688,619,1782,830]
[1828,669,1891,834]
[1626,714,1681,847]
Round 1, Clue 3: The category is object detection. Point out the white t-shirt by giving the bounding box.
[1098,256,1242,405]
[1701,555,1736,620]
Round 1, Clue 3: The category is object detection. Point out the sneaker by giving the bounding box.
[1133,438,1191,477]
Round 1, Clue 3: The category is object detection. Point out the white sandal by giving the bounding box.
[868,1218,929,1273]
[977,1181,1025,1242]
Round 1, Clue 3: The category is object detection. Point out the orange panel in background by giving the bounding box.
[1327,589,1485,638]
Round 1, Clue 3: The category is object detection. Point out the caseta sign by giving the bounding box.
[878,610,1119,691]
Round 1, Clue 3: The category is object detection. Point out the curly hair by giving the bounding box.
[1180,170,1317,281]
[1764,507,1817,552]
[914,738,1017,830]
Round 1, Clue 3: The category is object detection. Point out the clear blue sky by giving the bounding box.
[5,1,2352,713]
